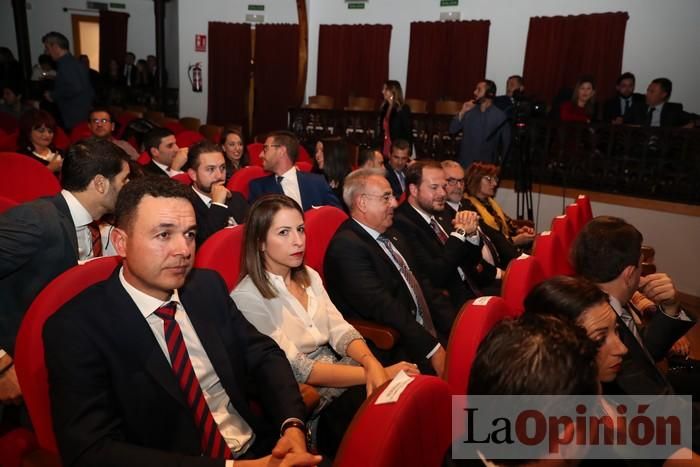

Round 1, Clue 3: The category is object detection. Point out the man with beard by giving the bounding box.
[603,72,646,123]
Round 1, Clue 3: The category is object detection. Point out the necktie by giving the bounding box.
[624,98,631,115]
[276,175,284,186]
[429,217,449,244]
[647,107,656,126]
[154,302,233,459]
[376,235,436,337]
[397,171,405,192]
[87,221,102,258]
[620,303,643,346]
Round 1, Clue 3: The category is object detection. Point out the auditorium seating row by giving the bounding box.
[304,94,463,115]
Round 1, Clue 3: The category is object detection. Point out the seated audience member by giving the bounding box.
[30,53,56,82]
[626,77,691,128]
[43,177,320,466]
[441,160,518,270]
[384,139,410,198]
[357,147,384,170]
[603,72,645,123]
[493,75,525,118]
[1,81,32,118]
[120,118,158,154]
[393,160,488,307]
[231,194,417,458]
[142,127,187,177]
[315,139,352,204]
[378,80,412,156]
[0,139,129,414]
[249,130,340,211]
[184,140,248,247]
[559,75,598,123]
[87,107,140,160]
[16,108,63,174]
[310,140,325,175]
[462,162,535,248]
[324,169,456,377]
[220,127,249,183]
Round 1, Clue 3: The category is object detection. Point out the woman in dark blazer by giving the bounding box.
[378,80,412,156]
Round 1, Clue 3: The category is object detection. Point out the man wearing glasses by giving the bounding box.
[87,107,140,160]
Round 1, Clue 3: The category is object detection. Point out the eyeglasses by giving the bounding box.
[483,175,499,184]
[362,192,393,204]
[263,144,281,152]
[446,177,465,186]
[90,118,112,124]
[33,126,54,134]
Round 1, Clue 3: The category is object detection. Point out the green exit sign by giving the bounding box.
[347,2,366,9]
[248,4,264,11]
[440,0,459,6]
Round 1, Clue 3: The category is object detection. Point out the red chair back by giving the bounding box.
[501,255,546,316]
[69,121,92,143]
[296,161,312,173]
[550,215,575,275]
[175,130,205,149]
[0,195,19,213]
[445,296,516,396]
[163,120,186,135]
[0,428,37,467]
[136,150,151,165]
[171,172,193,185]
[52,126,70,151]
[303,206,348,283]
[297,144,312,164]
[576,194,593,224]
[247,142,264,167]
[532,231,564,278]
[225,165,268,199]
[0,152,61,203]
[14,256,122,452]
[0,111,19,132]
[0,128,18,151]
[565,203,584,237]
[335,375,451,467]
[193,225,245,292]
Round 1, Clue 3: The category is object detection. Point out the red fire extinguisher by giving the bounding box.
[188,62,203,93]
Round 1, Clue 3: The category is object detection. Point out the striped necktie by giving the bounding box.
[87,221,103,258]
[154,302,233,459]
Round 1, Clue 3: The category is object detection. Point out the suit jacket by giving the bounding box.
[143,160,170,177]
[625,101,689,128]
[385,168,405,198]
[248,171,341,211]
[0,194,78,354]
[603,93,645,122]
[190,190,249,247]
[392,202,482,307]
[43,268,306,467]
[324,219,455,367]
[378,103,412,146]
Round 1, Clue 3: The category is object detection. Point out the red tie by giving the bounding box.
[154,302,233,459]
[88,221,103,258]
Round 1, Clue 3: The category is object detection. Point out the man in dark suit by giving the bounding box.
[603,72,646,123]
[0,139,129,410]
[123,52,136,87]
[392,161,486,308]
[384,139,410,198]
[493,75,524,118]
[184,140,248,247]
[249,130,340,211]
[325,169,456,377]
[142,127,187,178]
[43,177,321,467]
[625,77,690,128]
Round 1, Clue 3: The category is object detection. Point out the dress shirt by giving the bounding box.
[118,268,254,459]
[619,96,632,116]
[353,219,440,359]
[61,189,96,261]
[609,294,691,349]
[277,166,303,208]
[231,266,362,384]
[152,159,183,177]
[192,185,230,210]
[649,103,664,127]
[394,169,406,192]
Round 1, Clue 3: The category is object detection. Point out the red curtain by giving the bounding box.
[253,24,299,136]
[523,12,629,105]
[317,24,392,108]
[99,11,129,73]
[406,20,490,102]
[207,22,251,128]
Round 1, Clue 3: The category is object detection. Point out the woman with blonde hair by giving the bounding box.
[560,75,598,123]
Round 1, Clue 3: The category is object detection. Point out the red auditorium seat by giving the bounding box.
[532,230,570,278]
[175,130,205,149]
[14,256,122,454]
[194,225,245,291]
[69,121,92,143]
[500,254,546,316]
[296,160,312,172]
[225,165,268,199]
[0,195,19,213]
[52,126,70,151]
[0,152,61,203]
[136,150,151,165]
[0,128,18,151]
[565,203,585,237]
[171,172,192,185]
[0,427,37,467]
[335,375,451,467]
[302,206,348,283]
[247,142,263,167]
[550,215,575,275]
[576,194,593,224]
[297,144,312,164]
[0,111,18,132]
[162,120,186,135]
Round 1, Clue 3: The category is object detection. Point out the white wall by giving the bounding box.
[0,2,18,58]
[495,187,700,297]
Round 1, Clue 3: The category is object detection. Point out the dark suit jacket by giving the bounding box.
[392,202,482,307]
[603,93,645,122]
[378,103,412,146]
[43,268,306,467]
[248,171,340,211]
[385,168,405,198]
[324,219,455,368]
[625,101,689,128]
[190,190,249,247]
[0,194,78,354]
[142,160,170,177]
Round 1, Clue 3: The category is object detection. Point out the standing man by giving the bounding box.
[449,80,510,168]
[123,52,136,87]
[42,31,94,131]
[384,139,410,198]
[249,130,340,211]
[493,75,525,117]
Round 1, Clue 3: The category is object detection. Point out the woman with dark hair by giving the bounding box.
[220,127,249,182]
[560,75,598,123]
[378,80,412,157]
[462,161,535,246]
[313,138,352,203]
[231,194,418,457]
[17,109,63,173]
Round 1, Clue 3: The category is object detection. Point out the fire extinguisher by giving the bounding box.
[188,62,203,93]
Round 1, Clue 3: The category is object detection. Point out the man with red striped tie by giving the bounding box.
[44,177,322,467]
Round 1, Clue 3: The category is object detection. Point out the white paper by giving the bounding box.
[374,370,414,405]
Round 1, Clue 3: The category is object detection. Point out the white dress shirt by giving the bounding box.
[61,190,96,261]
[152,159,183,177]
[278,166,303,208]
[119,268,254,459]
[649,102,664,127]
[192,185,229,210]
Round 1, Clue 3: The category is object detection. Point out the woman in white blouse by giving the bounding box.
[232,194,418,458]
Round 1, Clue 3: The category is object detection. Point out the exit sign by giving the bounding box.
[347,2,366,9]
[440,0,459,6]
[248,4,264,11]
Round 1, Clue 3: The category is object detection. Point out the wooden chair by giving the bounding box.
[306,95,334,109]
[434,100,462,115]
[345,96,376,111]
[179,117,201,132]
[405,98,428,114]
[199,124,223,143]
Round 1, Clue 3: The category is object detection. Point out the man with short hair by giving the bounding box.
[185,140,248,246]
[142,127,187,177]
[42,31,94,131]
[493,75,524,117]
[123,52,136,87]
[0,139,129,407]
[384,139,410,198]
[603,72,645,123]
[87,107,140,160]
[357,148,384,170]
[627,77,690,128]
[449,79,510,168]
[43,176,320,466]
[248,130,340,210]
[325,169,455,377]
